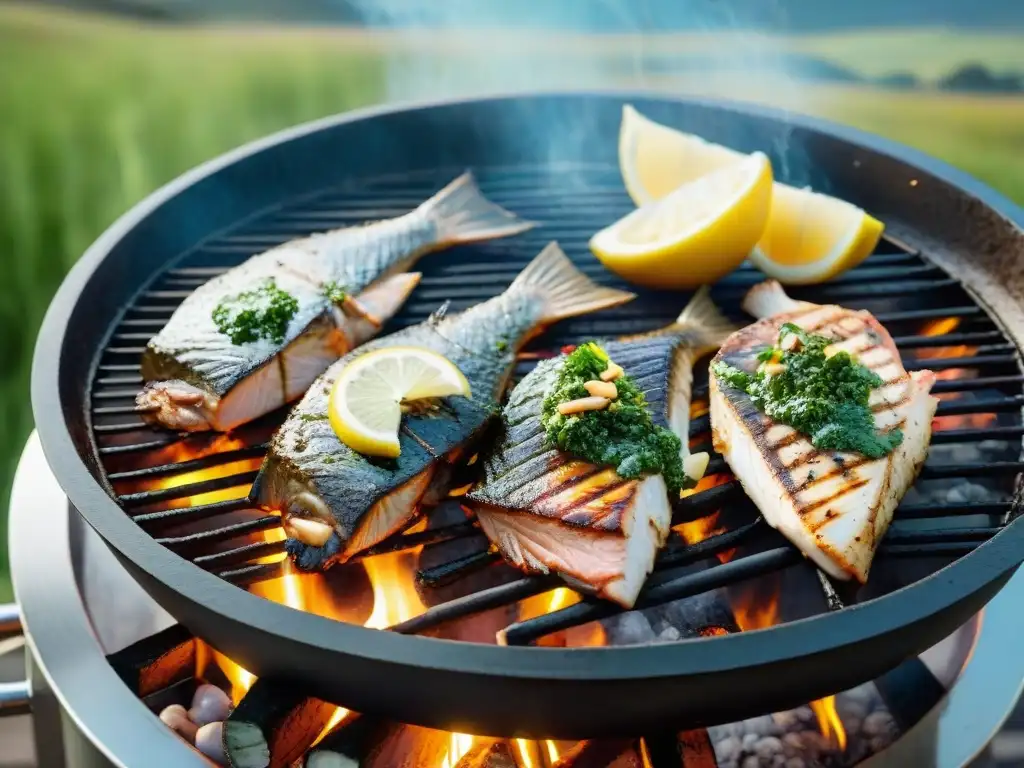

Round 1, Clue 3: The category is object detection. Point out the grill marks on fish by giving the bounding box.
[468,288,735,607]
[252,242,635,571]
[711,280,937,583]
[137,173,533,432]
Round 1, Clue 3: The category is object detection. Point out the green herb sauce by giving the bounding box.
[541,342,688,495]
[212,279,298,346]
[712,322,903,459]
[323,281,348,304]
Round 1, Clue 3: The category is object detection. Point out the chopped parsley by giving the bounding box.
[712,322,903,459]
[495,339,508,352]
[541,342,688,495]
[212,279,298,346]
[323,281,348,304]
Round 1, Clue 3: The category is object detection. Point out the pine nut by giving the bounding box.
[557,396,610,415]
[600,362,625,381]
[683,451,711,482]
[584,380,618,399]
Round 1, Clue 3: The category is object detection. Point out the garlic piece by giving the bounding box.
[189,684,232,727]
[160,704,198,743]
[283,516,334,547]
[683,451,711,483]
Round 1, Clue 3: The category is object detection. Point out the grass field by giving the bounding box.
[1,4,1023,600]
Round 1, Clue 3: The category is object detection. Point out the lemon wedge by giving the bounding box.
[618,104,884,285]
[750,183,884,284]
[590,152,773,289]
[620,104,745,207]
[328,347,471,458]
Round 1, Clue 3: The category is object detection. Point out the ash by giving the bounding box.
[708,684,897,768]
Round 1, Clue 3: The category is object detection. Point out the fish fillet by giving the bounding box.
[710,280,937,582]
[469,288,735,607]
[138,172,532,432]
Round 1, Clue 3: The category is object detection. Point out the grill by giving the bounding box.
[32,93,1024,741]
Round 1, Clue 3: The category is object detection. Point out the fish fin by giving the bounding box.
[670,285,737,355]
[424,171,535,244]
[510,241,636,326]
[428,300,452,326]
[742,279,813,319]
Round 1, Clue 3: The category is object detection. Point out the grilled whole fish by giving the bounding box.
[138,173,532,432]
[251,242,634,570]
[710,280,937,582]
[467,288,735,607]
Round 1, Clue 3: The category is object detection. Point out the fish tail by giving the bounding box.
[423,171,534,244]
[671,285,737,355]
[509,241,635,326]
[742,279,812,319]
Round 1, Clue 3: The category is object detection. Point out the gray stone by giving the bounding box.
[946,482,993,504]
[772,710,800,731]
[743,716,776,736]
[658,625,681,642]
[741,757,761,768]
[782,732,804,752]
[785,759,806,768]
[863,711,897,737]
[716,736,741,762]
[755,736,784,760]
[608,612,654,644]
[742,732,760,751]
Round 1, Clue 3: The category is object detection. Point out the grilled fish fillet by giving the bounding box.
[710,279,938,582]
[467,288,735,607]
[251,243,634,571]
[138,173,532,432]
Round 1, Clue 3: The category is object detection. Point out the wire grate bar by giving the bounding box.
[96,376,143,387]
[501,547,802,646]
[895,501,1012,520]
[390,575,561,635]
[194,540,285,570]
[904,353,1018,372]
[117,471,258,508]
[931,375,1024,394]
[132,497,253,527]
[890,331,1005,348]
[874,306,982,323]
[884,526,999,545]
[931,425,1024,444]
[99,438,178,455]
[107,443,268,482]
[918,461,1024,480]
[934,395,1024,416]
[94,421,157,435]
[158,515,281,553]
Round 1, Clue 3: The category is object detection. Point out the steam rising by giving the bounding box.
[343,0,818,187]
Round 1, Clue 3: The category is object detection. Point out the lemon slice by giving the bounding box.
[750,183,884,284]
[619,104,885,285]
[328,347,471,458]
[590,152,773,289]
[620,104,745,207]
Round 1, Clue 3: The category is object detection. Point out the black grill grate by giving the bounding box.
[90,163,1023,646]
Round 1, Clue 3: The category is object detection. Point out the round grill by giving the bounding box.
[33,93,1024,737]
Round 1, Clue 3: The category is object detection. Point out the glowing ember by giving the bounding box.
[516,587,606,648]
[810,696,848,751]
[916,317,995,430]
[440,733,475,768]
[698,626,730,637]
[544,740,562,764]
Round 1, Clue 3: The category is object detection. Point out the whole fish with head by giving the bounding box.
[137,172,532,432]
[467,287,735,607]
[251,242,635,571]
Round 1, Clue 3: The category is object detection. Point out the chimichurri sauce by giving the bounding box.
[541,342,690,495]
[212,278,298,346]
[712,322,903,459]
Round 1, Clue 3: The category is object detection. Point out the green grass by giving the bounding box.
[0,4,1023,602]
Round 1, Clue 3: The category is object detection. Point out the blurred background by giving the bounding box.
[1,0,1023,602]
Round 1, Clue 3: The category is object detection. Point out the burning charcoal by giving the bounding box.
[454,739,517,768]
[945,482,993,504]
[551,739,634,768]
[603,612,655,645]
[190,683,232,727]
[159,703,198,743]
[108,624,195,697]
[305,715,383,767]
[361,724,450,768]
[196,721,227,765]
[223,679,336,768]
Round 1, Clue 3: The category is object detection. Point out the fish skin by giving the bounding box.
[467,287,735,607]
[138,172,532,432]
[710,279,937,583]
[252,242,635,571]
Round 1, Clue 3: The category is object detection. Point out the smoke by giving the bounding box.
[340,0,819,187]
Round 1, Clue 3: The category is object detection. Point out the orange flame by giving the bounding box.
[128,436,262,507]
[512,739,544,768]
[516,587,606,648]
[810,697,848,752]
[917,317,994,430]
[439,733,475,768]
